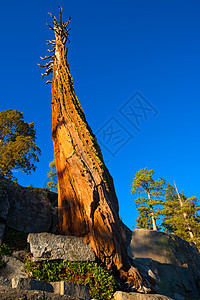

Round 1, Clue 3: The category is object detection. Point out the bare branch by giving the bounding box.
[39,8,71,80]
[58,6,63,23]
[63,37,67,45]
[46,40,56,45]
[64,17,71,27]
[47,24,54,31]
[40,55,54,60]
[38,64,46,68]
[46,65,53,72]
[38,61,53,68]
[42,68,53,78]
[47,48,55,53]
[47,9,71,46]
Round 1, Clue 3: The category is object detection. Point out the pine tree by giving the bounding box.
[135,202,153,230]
[47,158,58,192]
[161,183,177,233]
[162,183,200,248]
[0,109,41,179]
[131,168,165,231]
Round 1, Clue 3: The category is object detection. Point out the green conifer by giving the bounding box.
[47,158,58,192]
[162,183,200,248]
[131,168,165,230]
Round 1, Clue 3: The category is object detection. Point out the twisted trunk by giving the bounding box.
[51,40,129,272]
[39,9,153,291]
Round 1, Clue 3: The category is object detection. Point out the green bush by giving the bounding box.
[25,259,118,299]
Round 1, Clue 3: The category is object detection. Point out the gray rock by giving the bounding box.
[114,291,173,300]
[28,233,95,262]
[11,278,90,299]
[0,255,27,279]
[0,222,5,243]
[127,229,200,299]
[131,258,160,287]
[53,281,90,300]
[0,177,58,233]
[0,276,12,287]
[12,278,54,293]
[12,250,33,263]
[0,285,75,299]
[120,220,132,249]
[0,189,10,220]
[120,224,160,292]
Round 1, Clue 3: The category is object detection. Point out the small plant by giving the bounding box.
[25,259,118,299]
[0,243,12,269]
[0,243,12,257]
[3,226,28,251]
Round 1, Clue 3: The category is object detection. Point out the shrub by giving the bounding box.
[25,259,118,299]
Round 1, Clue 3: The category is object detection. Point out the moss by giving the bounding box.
[56,48,113,192]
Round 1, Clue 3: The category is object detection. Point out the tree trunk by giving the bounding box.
[151,214,157,231]
[39,9,154,292]
[51,39,130,272]
[147,191,157,231]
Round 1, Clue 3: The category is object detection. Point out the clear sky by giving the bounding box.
[1,0,200,230]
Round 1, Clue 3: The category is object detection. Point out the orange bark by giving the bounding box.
[51,40,129,272]
[46,12,147,291]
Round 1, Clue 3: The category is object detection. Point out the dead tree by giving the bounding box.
[39,7,152,292]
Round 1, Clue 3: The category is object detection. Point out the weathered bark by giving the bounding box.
[51,27,128,273]
[39,8,152,292]
[151,211,157,232]
[147,191,157,231]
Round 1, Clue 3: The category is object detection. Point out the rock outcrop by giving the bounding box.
[114,291,173,300]
[0,223,5,243]
[0,256,27,280]
[0,176,58,235]
[0,286,75,300]
[12,278,90,300]
[127,228,200,299]
[28,233,95,262]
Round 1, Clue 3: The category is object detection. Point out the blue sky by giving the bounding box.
[1,0,200,229]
